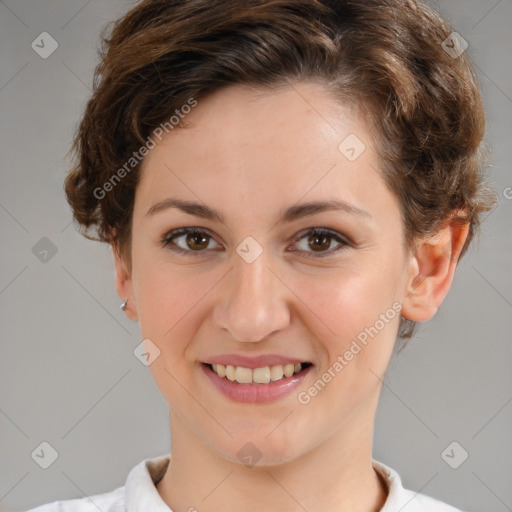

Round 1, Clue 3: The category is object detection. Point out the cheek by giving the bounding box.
[133,247,204,326]
[290,261,403,405]
[132,255,206,359]
[291,263,401,345]
[133,263,212,404]
[292,271,399,420]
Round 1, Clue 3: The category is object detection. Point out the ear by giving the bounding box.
[401,217,470,323]
[112,243,139,322]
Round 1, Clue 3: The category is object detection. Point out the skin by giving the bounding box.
[113,82,469,512]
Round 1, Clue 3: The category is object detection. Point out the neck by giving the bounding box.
[157,395,388,512]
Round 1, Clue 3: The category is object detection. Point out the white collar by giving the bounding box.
[123,453,460,511]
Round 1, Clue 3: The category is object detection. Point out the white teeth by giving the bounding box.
[215,363,226,378]
[270,365,284,381]
[234,366,252,384]
[210,362,304,384]
[225,364,236,381]
[253,367,271,384]
[283,363,295,378]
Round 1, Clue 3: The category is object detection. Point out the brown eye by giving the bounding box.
[185,231,210,250]
[291,228,350,259]
[308,232,332,252]
[162,227,221,255]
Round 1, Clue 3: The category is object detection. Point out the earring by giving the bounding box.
[120,298,128,311]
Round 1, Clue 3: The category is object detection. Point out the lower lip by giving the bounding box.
[201,363,313,403]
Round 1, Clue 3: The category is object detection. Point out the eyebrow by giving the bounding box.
[145,197,371,223]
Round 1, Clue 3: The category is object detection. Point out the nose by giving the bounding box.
[212,248,291,343]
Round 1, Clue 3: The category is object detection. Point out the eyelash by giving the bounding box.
[160,227,351,259]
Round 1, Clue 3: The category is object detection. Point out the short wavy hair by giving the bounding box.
[64,0,496,344]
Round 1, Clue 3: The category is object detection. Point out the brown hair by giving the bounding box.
[64,0,496,343]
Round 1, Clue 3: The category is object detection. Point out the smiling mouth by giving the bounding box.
[202,362,313,384]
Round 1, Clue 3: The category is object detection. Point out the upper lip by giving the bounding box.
[203,354,311,369]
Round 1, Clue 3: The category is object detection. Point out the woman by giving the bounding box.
[28,0,495,510]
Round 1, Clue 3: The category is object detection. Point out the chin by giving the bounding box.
[219,434,303,469]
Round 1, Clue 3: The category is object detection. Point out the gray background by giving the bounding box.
[0,1,511,510]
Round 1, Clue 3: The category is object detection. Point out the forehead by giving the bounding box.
[134,82,396,225]
[171,82,367,154]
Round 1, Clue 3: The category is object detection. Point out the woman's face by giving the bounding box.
[119,82,415,465]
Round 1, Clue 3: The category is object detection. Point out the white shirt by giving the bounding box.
[26,454,465,511]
